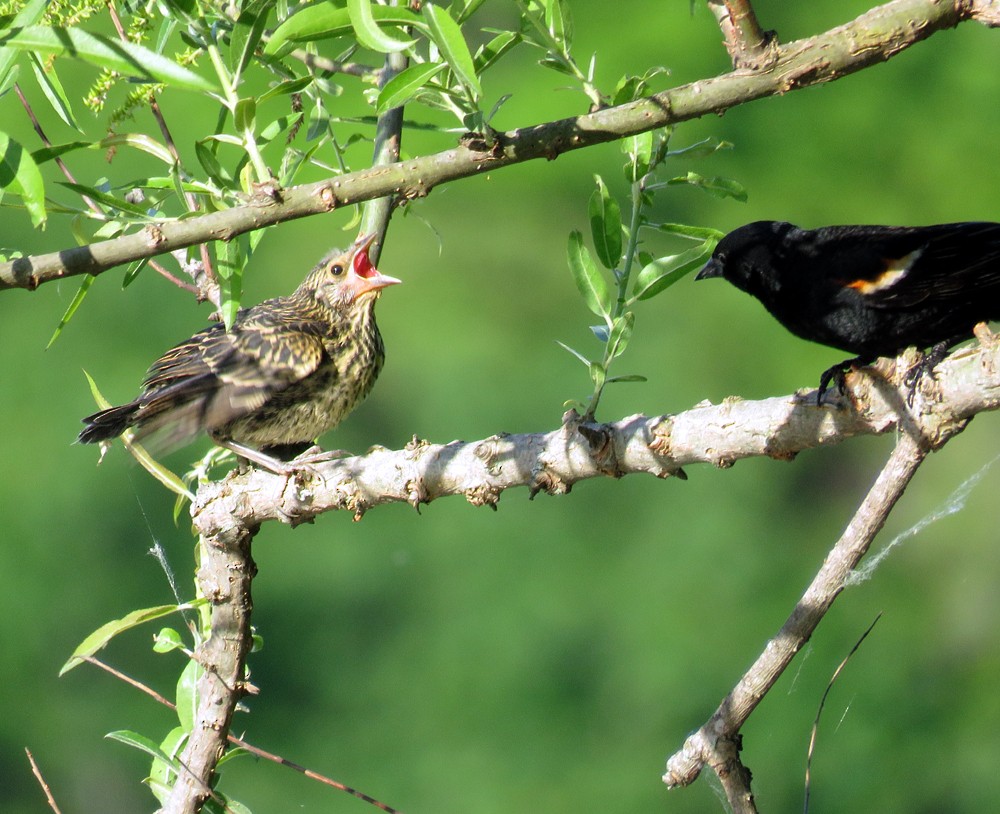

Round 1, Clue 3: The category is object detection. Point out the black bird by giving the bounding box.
[79,233,401,471]
[696,220,1000,396]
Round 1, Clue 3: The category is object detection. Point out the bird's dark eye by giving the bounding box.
[330,264,344,276]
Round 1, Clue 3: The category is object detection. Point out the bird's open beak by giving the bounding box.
[695,257,723,281]
[350,233,402,294]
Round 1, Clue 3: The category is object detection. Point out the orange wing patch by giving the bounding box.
[845,249,922,295]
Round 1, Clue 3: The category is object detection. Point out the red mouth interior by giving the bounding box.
[353,241,376,278]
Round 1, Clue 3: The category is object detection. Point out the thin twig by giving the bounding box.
[663,432,930,805]
[803,613,883,814]
[290,49,378,78]
[25,748,63,814]
[84,657,402,813]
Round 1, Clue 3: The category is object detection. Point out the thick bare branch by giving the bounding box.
[190,340,997,532]
[159,522,257,814]
[3,0,996,291]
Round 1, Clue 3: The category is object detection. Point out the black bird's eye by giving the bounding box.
[330,264,344,276]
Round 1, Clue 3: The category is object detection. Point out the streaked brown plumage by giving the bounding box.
[78,233,401,471]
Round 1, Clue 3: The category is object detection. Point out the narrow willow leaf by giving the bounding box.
[152,627,185,653]
[31,141,95,165]
[589,324,609,342]
[655,222,725,243]
[589,361,606,390]
[126,437,196,500]
[455,0,489,23]
[0,26,215,91]
[544,0,573,47]
[101,133,175,165]
[234,97,257,133]
[175,658,203,732]
[555,340,590,367]
[61,603,203,674]
[56,182,151,218]
[0,0,46,92]
[606,311,634,360]
[376,62,446,114]
[348,0,416,53]
[195,140,233,186]
[229,0,272,80]
[265,1,422,53]
[631,243,711,302]
[257,75,313,106]
[150,727,187,804]
[29,54,80,132]
[46,274,94,348]
[622,130,653,183]
[567,230,610,319]
[217,239,245,330]
[664,136,732,160]
[667,171,748,202]
[423,2,483,100]
[106,730,177,767]
[0,132,46,227]
[473,30,520,73]
[589,175,622,269]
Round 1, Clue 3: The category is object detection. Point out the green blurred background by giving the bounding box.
[4,2,1000,811]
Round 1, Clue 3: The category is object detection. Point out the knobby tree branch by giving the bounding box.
[707,0,777,69]
[190,342,996,530]
[2,0,998,291]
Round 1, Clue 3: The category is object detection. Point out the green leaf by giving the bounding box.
[101,133,175,165]
[555,339,590,367]
[257,76,313,106]
[150,727,187,803]
[106,730,178,768]
[589,361,606,390]
[46,274,94,349]
[474,30,520,73]
[655,223,725,244]
[29,54,80,132]
[455,0,490,24]
[230,0,272,81]
[348,0,416,53]
[0,0,46,93]
[567,230,610,319]
[56,182,151,218]
[0,131,46,227]
[422,2,482,101]
[666,172,748,202]
[631,243,711,302]
[217,239,245,330]
[607,374,647,383]
[0,26,215,92]
[176,658,203,731]
[622,130,653,183]
[664,136,732,160]
[61,602,203,675]
[544,0,573,47]
[195,141,233,187]
[376,62,446,114]
[234,97,257,133]
[588,175,622,269]
[152,627,186,654]
[266,1,423,53]
[606,311,634,360]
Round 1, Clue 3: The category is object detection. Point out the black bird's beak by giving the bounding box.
[695,258,724,281]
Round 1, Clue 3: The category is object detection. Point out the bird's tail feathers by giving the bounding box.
[78,403,140,444]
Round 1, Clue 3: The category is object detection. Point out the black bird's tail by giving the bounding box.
[78,403,140,444]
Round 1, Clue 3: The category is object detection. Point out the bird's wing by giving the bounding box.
[134,309,330,442]
[834,223,1000,309]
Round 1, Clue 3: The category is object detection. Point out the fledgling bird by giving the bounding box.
[78,233,401,472]
[696,220,1000,397]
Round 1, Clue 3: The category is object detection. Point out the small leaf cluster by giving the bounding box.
[561,126,743,419]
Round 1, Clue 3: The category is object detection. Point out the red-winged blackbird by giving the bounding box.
[696,220,1000,396]
[78,233,401,471]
